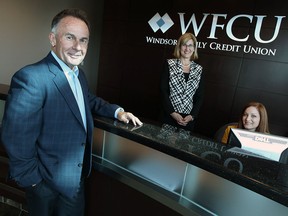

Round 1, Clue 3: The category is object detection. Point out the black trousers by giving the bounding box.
[25,180,85,216]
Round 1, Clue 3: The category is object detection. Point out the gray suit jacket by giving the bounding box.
[1,52,119,199]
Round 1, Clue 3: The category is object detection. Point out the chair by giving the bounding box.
[214,122,238,143]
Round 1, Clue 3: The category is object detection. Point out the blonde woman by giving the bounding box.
[160,33,204,132]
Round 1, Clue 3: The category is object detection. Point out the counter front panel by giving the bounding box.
[92,117,288,215]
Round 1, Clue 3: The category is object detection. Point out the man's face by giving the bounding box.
[49,16,89,69]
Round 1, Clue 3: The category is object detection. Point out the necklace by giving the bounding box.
[182,62,190,67]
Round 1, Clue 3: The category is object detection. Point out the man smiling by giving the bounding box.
[1,8,142,216]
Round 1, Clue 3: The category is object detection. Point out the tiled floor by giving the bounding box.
[0,197,28,216]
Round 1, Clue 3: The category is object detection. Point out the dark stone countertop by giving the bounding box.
[93,116,288,207]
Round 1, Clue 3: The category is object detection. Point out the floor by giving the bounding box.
[0,197,28,216]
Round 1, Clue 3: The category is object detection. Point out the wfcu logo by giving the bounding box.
[146,12,286,56]
[147,13,177,46]
[148,13,174,33]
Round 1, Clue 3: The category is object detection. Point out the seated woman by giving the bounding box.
[221,101,270,144]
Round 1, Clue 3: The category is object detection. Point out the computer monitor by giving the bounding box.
[228,128,288,163]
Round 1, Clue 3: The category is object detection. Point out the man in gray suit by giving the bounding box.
[1,8,142,216]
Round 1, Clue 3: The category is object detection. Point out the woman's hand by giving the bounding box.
[171,112,193,126]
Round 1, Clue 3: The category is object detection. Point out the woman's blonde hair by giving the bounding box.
[173,32,198,60]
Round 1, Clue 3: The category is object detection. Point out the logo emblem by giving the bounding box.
[148,13,174,33]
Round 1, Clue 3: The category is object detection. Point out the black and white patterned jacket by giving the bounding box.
[167,58,203,114]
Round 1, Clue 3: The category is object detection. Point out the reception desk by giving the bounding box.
[1,84,288,215]
[90,116,288,215]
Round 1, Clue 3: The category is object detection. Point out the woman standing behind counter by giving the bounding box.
[160,33,204,132]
